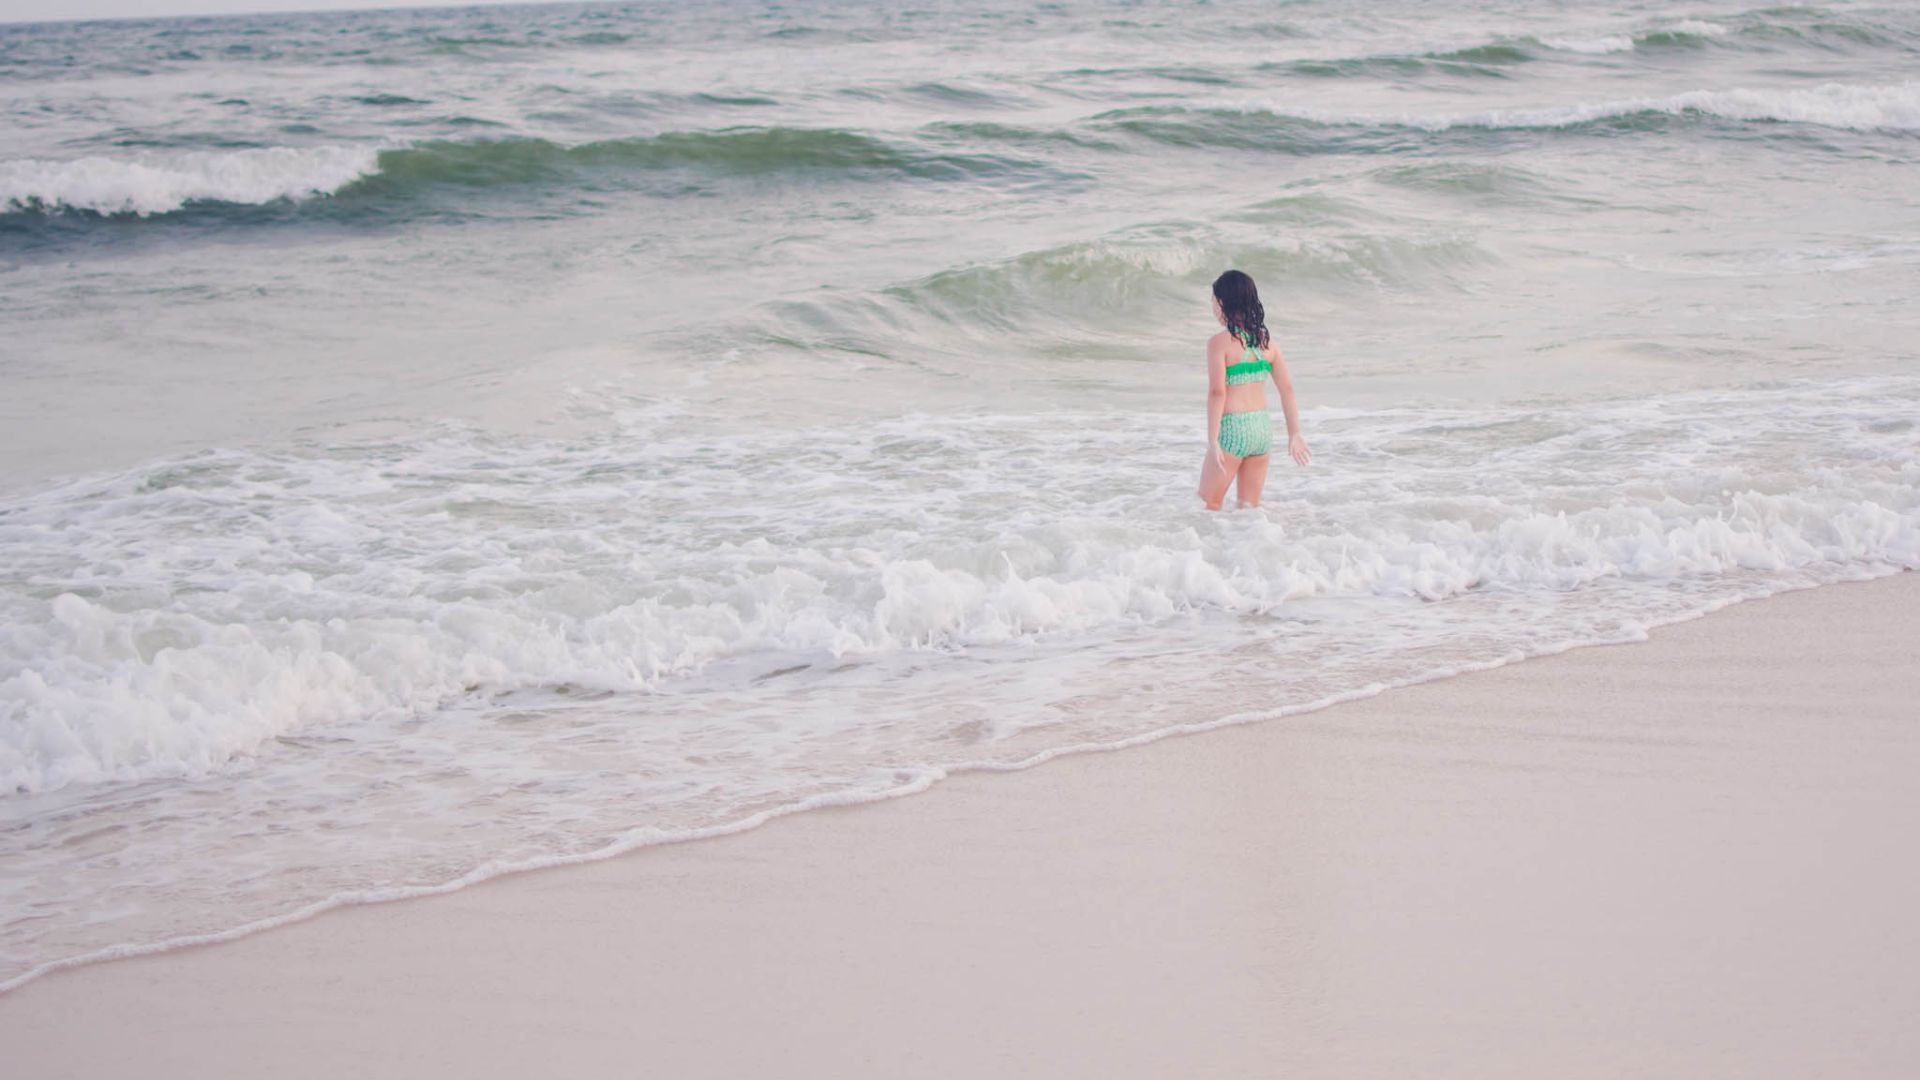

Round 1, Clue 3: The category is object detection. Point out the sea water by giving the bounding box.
[1,0,1917,990]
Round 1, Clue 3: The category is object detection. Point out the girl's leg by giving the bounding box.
[1199,446,1241,510]
[1234,453,1271,508]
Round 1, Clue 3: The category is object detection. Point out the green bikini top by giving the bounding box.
[1224,329,1272,385]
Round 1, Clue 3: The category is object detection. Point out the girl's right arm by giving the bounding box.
[1269,344,1311,466]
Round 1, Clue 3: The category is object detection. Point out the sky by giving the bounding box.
[1,0,530,25]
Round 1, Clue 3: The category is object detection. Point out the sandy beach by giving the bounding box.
[4,570,1915,1078]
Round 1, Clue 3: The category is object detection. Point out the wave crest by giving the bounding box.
[363,127,1038,189]
[1101,79,1920,150]
[0,146,379,217]
[882,225,1493,331]
[2,128,1058,221]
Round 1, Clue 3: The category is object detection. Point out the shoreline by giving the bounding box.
[5,570,1918,1077]
[0,570,1898,997]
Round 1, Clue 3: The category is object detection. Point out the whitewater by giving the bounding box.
[2,0,1917,992]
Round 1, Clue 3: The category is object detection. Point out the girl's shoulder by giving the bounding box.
[1210,329,1281,357]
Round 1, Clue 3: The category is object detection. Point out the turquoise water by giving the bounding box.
[1,0,1917,991]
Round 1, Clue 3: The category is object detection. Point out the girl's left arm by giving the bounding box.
[1205,339,1228,469]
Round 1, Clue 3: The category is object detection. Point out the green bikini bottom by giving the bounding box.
[1217,409,1273,458]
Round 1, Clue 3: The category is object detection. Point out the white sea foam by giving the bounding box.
[1669,19,1730,37]
[4,378,1916,797]
[1539,34,1636,54]
[1658,79,1920,131]
[0,145,380,216]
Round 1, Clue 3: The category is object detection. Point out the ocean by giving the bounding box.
[1,0,1917,992]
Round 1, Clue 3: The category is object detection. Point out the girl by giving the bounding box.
[1198,269,1309,510]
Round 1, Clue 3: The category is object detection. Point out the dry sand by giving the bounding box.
[4,572,1917,1079]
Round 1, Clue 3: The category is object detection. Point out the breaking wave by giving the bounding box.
[0,128,1058,220]
[5,378,1916,796]
[1097,79,1920,154]
[0,146,379,217]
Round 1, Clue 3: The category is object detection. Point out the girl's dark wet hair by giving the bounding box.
[1212,269,1269,350]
